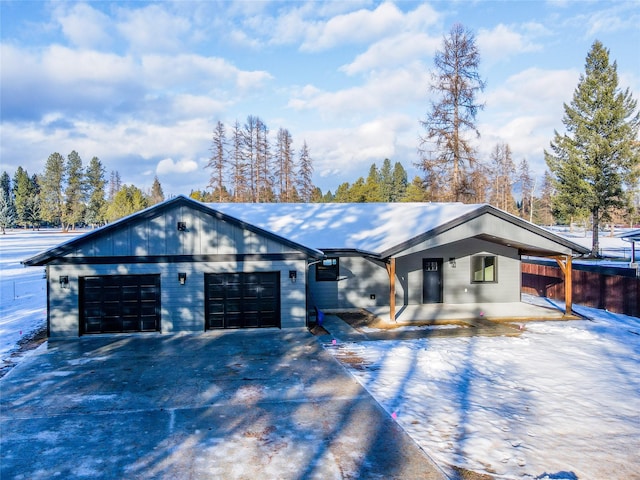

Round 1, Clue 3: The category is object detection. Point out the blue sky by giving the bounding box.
[1,1,639,197]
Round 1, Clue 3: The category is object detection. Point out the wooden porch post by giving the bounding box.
[386,258,396,323]
[554,255,573,315]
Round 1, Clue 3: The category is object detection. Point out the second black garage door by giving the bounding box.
[205,272,280,329]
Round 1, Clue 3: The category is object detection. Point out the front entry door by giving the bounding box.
[422,258,443,304]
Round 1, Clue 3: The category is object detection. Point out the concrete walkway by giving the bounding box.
[0,330,445,480]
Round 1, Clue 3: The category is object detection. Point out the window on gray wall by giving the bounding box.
[471,255,497,283]
[316,257,339,281]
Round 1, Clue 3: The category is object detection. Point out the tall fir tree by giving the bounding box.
[518,158,535,222]
[364,163,383,202]
[108,170,122,201]
[62,150,85,230]
[207,121,228,202]
[12,167,32,227]
[0,172,15,232]
[390,162,408,202]
[545,40,640,256]
[296,140,314,202]
[40,152,65,227]
[276,128,297,202]
[85,157,106,226]
[419,23,485,202]
[379,159,393,202]
[149,176,165,205]
[488,143,517,213]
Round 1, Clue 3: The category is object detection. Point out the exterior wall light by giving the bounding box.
[178,272,187,285]
[177,221,187,231]
[289,270,297,283]
[449,257,456,268]
[59,275,69,288]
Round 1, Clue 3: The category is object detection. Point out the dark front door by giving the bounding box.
[80,274,161,334]
[205,272,280,329]
[422,258,443,304]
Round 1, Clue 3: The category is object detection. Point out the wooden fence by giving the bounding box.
[522,259,639,317]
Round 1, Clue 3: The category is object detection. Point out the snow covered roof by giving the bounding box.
[206,201,590,257]
[617,229,640,242]
[206,202,483,255]
[22,196,590,266]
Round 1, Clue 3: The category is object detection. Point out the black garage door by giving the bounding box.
[205,272,280,329]
[80,275,161,334]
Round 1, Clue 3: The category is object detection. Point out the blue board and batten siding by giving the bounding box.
[46,203,310,336]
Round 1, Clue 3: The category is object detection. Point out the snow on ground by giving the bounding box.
[0,230,80,360]
[1,230,639,479]
[547,226,635,261]
[326,296,640,479]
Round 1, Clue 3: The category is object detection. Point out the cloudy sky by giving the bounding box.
[1,1,639,197]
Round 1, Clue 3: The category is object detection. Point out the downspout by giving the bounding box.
[305,258,324,328]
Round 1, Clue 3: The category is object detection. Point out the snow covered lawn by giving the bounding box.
[326,298,640,479]
[2,230,639,479]
[0,230,80,367]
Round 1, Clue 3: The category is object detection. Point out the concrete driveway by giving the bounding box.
[0,328,444,479]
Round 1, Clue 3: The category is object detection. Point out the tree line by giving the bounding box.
[1,28,637,256]
[0,152,166,233]
[198,115,315,203]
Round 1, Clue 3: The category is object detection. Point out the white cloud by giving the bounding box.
[306,114,414,180]
[301,2,405,52]
[484,67,579,115]
[141,53,272,93]
[55,3,112,49]
[156,158,199,175]
[477,67,581,176]
[579,4,640,37]
[116,4,191,53]
[289,63,430,119]
[341,32,439,75]
[477,24,543,64]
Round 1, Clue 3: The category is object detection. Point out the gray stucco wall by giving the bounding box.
[309,238,521,310]
[47,260,307,337]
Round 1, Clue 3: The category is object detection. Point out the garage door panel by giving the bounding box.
[80,274,160,334]
[205,272,280,329]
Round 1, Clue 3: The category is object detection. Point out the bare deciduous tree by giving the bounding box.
[419,23,485,202]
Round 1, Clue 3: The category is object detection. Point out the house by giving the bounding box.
[23,195,589,337]
[617,229,640,266]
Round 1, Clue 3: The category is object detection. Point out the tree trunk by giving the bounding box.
[591,208,600,258]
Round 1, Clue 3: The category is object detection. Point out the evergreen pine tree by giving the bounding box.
[0,172,16,232]
[391,162,408,202]
[545,40,640,256]
[62,151,85,230]
[379,159,393,202]
[40,153,65,227]
[85,157,106,226]
[12,167,33,227]
[297,141,315,202]
[150,176,165,205]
